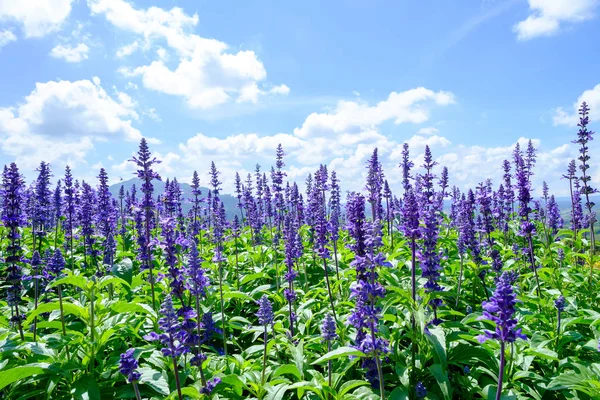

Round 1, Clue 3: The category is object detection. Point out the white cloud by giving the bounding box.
[0,77,157,170]
[0,29,16,49]
[104,87,593,198]
[270,84,290,96]
[417,126,440,135]
[116,40,140,58]
[89,0,288,109]
[0,0,74,37]
[50,43,89,63]
[514,0,598,40]
[553,83,600,125]
[294,88,454,138]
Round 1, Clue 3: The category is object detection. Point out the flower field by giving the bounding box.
[1,102,599,400]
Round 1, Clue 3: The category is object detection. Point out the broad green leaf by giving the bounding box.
[0,364,49,390]
[312,347,365,365]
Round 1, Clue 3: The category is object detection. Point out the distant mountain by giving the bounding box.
[109,178,241,220]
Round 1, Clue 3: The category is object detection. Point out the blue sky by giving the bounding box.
[0,0,599,196]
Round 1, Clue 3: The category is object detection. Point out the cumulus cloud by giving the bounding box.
[50,43,89,62]
[417,126,440,135]
[294,88,454,139]
[553,84,600,125]
[0,29,16,49]
[0,77,156,170]
[157,88,456,192]
[514,0,598,40]
[89,0,288,109]
[0,0,74,37]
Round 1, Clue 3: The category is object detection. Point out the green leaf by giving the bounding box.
[265,383,289,400]
[311,347,365,365]
[272,364,302,380]
[138,367,170,396]
[0,364,48,390]
[430,363,452,400]
[338,380,370,397]
[49,275,89,291]
[111,301,156,318]
[426,326,448,375]
[71,375,101,400]
[25,302,87,325]
[112,258,133,285]
[388,387,409,400]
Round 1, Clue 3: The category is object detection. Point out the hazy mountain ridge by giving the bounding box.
[109,178,241,219]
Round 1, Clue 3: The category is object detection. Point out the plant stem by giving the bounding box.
[410,238,417,400]
[456,254,464,307]
[172,355,183,400]
[322,258,337,322]
[217,259,227,356]
[133,382,142,400]
[496,341,505,400]
[261,324,268,386]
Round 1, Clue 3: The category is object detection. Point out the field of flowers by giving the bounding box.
[1,102,599,400]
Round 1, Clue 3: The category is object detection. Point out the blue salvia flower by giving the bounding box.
[419,145,438,209]
[257,294,274,385]
[2,163,26,339]
[189,170,203,238]
[118,185,126,235]
[554,295,566,312]
[53,179,62,233]
[271,144,287,229]
[34,161,53,241]
[144,295,190,357]
[477,271,526,400]
[97,168,116,271]
[572,102,597,260]
[63,166,77,255]
[321,312,337,387]
[477,271,527,344]
[573,102,597,208]
[235,171,244,222]
[187,239,209,298]
[563,160,583,232]
[119,348,141,383]
[257,295,274,326]
[346,192,389,390]
[416,382,427,399]
[502,160,514,216]
[130,138,161,310]
[162,216,184,301]
[328,171,342,278]
[144,294,188,400]
[400,142,414,193]
[200,377,221,395]
[79,181,98,269]
[283,214,300,335]
[546,195,563,234]
[321,313,338,342]
[44,248,66,281]
[365,148,384,220]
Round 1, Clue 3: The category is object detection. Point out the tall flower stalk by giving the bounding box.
[320,313,338,387]
[572,102,597,280]
[346,192,389,398]
[256,295,274,386]
[119,348,142,400]
[144,295,189,400]
[2,163,26,340]
[209,161,228,356]
[129,138,161,311]
[477,272,527,400]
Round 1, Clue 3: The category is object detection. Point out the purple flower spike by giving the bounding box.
[119,348,141,383]
[477,272,527,344]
